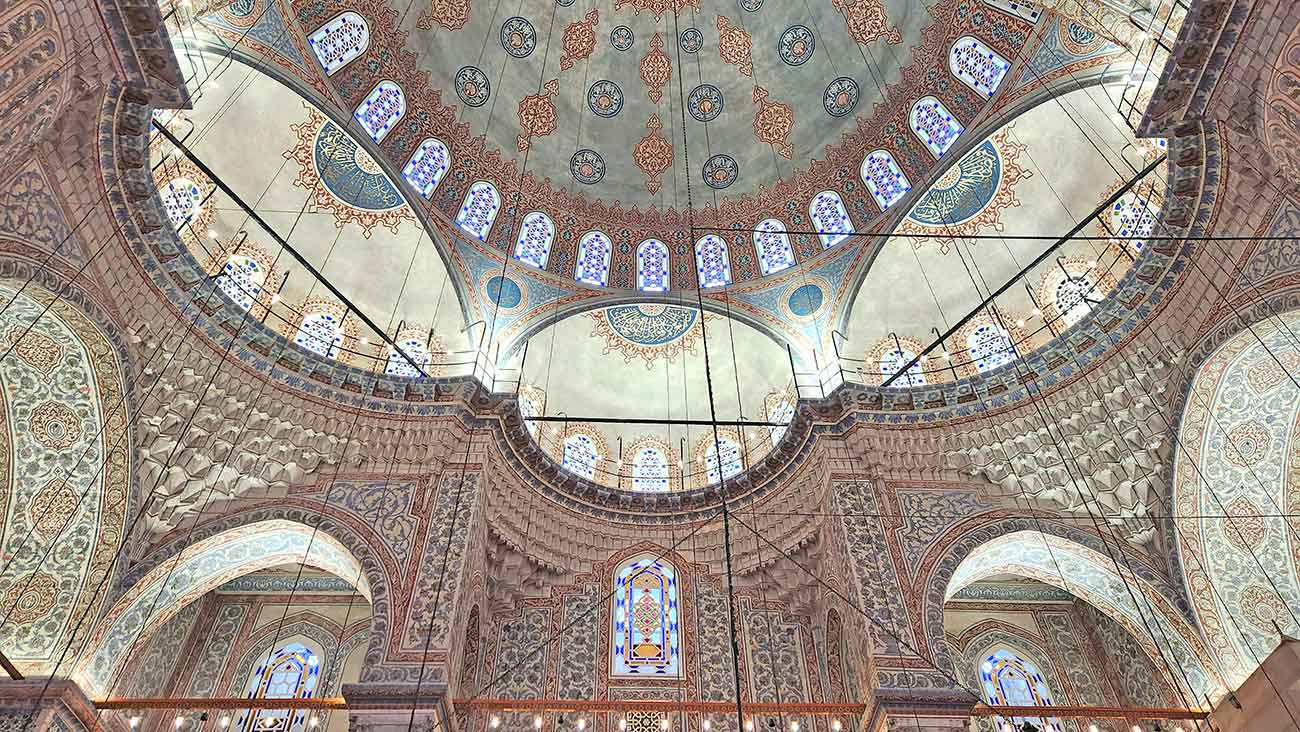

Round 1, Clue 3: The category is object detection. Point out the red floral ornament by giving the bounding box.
[517,79,560,152]
[752,86,794,160]
[634,115,674,195]
[416,0,471,31]
[832,0,902,46]
[560,9,600,71]
[614,0,700,19]
[716,15,753,77]
[640,32,672,104]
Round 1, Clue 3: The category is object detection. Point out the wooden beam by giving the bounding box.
[452,699,866,714]
[0,650,23,681]
[96,698,349,710]
[970,704,1209,721]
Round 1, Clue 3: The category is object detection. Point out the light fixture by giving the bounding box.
[491,716,501,728]
[208,229,218,238]
[830,721,842,732]
[1031,307,1041,316]
[577,719,587,730]
[129,718,140,729]
[659,720,669,731]
[1088,726,1099,732]
[619,719,628,731]
[745,720,754,732]
[920,355,928,363]
[790,722,800,732]
[219,717,230,728]
[360,337,369,345]
[534,715,544,729]
[309,718,319,728]
[1088,260,1098,269]
[1016,319,1025,328]
[271,293,281,303]
[703,721,713,731]
[175,717,186,729]
[1131,727,1141,732]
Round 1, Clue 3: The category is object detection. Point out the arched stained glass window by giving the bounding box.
[161,178,203,229]
[695,235,732,289]
[403,138,450,200]
[637,240,670,292]
[910,97,964,159]
[983,0,1041,22]
[385,337,432,377]
[308,12,369,75]
[611,556,681,676]
[514,212,555,269]
[215,254,266,311]
[1052,270,1097,327]
[768,399,795,446]
[236,641,322,732]
[354,80,405,143]
[705,437,742,484]
[980,648,1061,732]
[295,311,344,359]
[456,181,501,242]
[949,36,1011,98]
[520,392,541,438]
[575,231,613,286]
[632,446,670,492]
[562,433,601,480]
[967,322,1015,373]
[753,219,796,276]
[860,150,912,211]
[880,346,925,386]
[1109,192,1159,251]
[809,190,854,249]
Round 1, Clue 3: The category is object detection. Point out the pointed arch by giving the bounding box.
[456,181,501,242]
[384,328,440,377]
[860,150,911,211]
[514,212,556,270]
[964,320,1016,373]
[809,190,855,248]
[978,646,1061,731]
[910,97,964,159]
[308,11,369,75]
[160,178,203,229]
[353,80,405,143]
[630,441,671,493]
[753,219,796,275]
[215,253,268,311]
[637,239,670,292]
[611,555,682,677]
[403,138,451,200]
[1109,191,1160,252]
[294,308,346,360]
[950,36,1011,98]
[235,639,324,731]
[562,428,606,480]
[694,235,732,288]
[575,231,613,286]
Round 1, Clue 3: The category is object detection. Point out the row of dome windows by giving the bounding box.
[300,3,1033,291]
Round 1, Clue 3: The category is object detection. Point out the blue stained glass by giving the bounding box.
[860,150,911,211]
[403,137,450,200]
[385,337,432,377]
[768,399,795,446]
[967,322,1015,373]
[562,433,600,479]
[753,219,796,275]
[354,81,405,143]
[514,211,555,269]
[809,190,854,248]
[295,312,343,359]
[637,240,670,292]
[575,231,613,286]
[705,437,742,484]
[695,235,732,288]
[309,12,369,76]
[161,178,202,229]
[456,181,501,242]
[949,36,1010,98]
[909,97,964,158]
[1110,192,1158,251]
[880,346,925,386]
[632,446,669,492]
[980,648,1061,732]
[982,0,1041,22]
[215,254,264,311]
[236,642,322,732]
[612,557,681,676]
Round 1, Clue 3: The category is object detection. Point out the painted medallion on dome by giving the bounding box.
[833,0,901,46]
[589,305,710,367]
[417,0,471,31]
[634,115,674,195]
[517,79,560,151]
[560,9,600,71]
[640,33,672,104]
[615,0,699,17]
[752,86,794,159]
[716,16,753,76]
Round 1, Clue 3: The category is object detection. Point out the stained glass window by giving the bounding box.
[753,219,796,275]
[910,97,964,159]
[695,235,732,289]
[575,231,613,286]
[403,138,450,200]
[354,80,405,143]
[705,437,742,484]
[880,346,925,386]
[235,641,322,732]
[215,254,266,311]
[949,36,1011,98]
[308,12,369,76]
[983,0,1041,22]
[562,433,600,480]
[967,322,1015,373]
[860,150,912,211]
[456,181,501,242]
[809,190,854,249]
[768,399,795,446]
[520,392,541,438]
[1109,192,1159,251]
[632,446,670,492]
[980,648,1061,732]
[161,178,202,229]
[295,311,344,359]
[1053,270,1097,327]
[514,212,555,270]
[637,240,670,292]
[611,556,681,676]
[385,337,432,377]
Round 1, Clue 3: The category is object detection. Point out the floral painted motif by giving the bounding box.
[560,9,600,71]
[517,79,560,151]
[832,0,901,46]
[417,0,471,31]
[634,115,673,195]
[752,86,794,160]
[640,33,672,104]
[716,16,753,76]
[614,0,699,18]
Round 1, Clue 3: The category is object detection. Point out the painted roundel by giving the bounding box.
[738,0,762,10]
[571,149,606,185]
[702,155,739,189]
[588,80,624,118]
[688,84,724,123]
[611,25,635,51]
[779,25,815,66]
[556,0,575,5]
[486,276,523,308]
[907,139,1002,226]
[501,17,537,58]
[314,121,404,211]
[680,28,703,53]
[787,284,824,317]
[824,77,860,117]
[456,66,491,107]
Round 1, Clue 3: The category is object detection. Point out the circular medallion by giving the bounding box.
[29,401,81,450]
[779,25,815,66]
[680,27,703,53]
[456,66,491,107]
[486,276,522,309]
[823,77,860,117]
[702,155,739,189]
[611,25,635,51]
[228,0,255,17]
[314,122,405,211]
[907,140,1001,226]
[556,0,575,5]
[788,284,824,317]
[687,84,724,123]
[1062,21,1098,53]
[587,80,625,118]
[501,17,537,58]
[606,305,698,346]
[738,0,762,10]
[570,149,607,185]
[2,572,57,624]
